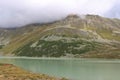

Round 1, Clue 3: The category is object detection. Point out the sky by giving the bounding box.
[0,0,120,28]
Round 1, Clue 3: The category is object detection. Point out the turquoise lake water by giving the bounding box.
[0,57,120,80]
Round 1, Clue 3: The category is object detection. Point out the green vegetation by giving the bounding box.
[0,14,120,58]
[0,45,4,49]
[13,39,101,57]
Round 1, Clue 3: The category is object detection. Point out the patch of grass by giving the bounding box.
[13,39,101,57]
[0,45,4,49]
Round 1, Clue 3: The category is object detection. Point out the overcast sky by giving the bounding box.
[0,0,120,28]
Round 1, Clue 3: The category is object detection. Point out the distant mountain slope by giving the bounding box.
[0,14,120,58]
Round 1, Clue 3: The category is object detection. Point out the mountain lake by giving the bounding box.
[0,57,120,80]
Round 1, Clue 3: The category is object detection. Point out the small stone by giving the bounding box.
[0,74,4,78]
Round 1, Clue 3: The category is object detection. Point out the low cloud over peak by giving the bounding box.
[0,0,120,28]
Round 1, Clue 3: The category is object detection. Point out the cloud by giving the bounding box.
[0,0,119,28]
[104,1,120,18]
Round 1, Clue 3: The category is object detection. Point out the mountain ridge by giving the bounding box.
[0,14,120,58]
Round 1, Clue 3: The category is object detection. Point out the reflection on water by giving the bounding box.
[0,57,120,80]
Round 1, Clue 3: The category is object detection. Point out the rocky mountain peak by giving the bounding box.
[65,14,80,19]
[0,14,120,58]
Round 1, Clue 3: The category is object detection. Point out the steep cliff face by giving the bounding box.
[0,14,120,58]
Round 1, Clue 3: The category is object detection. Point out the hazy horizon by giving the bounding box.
[0,0,120,28]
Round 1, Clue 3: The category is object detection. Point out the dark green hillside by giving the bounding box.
[0,14,120,58]
[13,39,102,57]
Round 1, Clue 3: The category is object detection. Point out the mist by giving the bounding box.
[0,0,120,28]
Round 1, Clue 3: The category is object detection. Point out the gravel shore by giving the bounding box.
[0,63,68,80]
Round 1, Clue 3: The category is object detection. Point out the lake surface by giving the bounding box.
[0,57,120,80]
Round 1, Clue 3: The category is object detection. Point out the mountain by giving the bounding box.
[0,14,120,58]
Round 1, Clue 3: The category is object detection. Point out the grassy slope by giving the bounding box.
[1,26,47,54]
[13,39,102,57]
[0,15,120,58]
[0,63,65,80]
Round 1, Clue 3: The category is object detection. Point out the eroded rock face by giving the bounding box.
[0,14,120,58]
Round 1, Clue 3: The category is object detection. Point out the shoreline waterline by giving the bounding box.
[0,56,120,63]
[0,57,120,80]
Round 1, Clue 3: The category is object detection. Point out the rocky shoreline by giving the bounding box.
[0,63,68,80]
